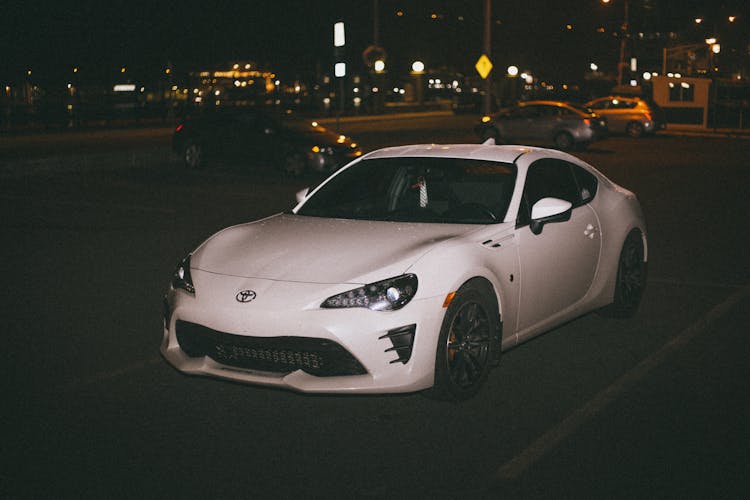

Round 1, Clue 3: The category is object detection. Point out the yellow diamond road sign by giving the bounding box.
[475,54,493,79]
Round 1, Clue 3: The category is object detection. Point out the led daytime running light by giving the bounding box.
[322,274,418,311]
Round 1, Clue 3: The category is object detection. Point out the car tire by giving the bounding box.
[626,122,644,138]
[281,151,307,176]
[428,280,499,401]
[600,229,647,318]
[554,132,574,150]
[183,142,203,169]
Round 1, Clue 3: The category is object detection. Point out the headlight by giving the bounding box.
[322,274,418,311]
[171,254,195,294]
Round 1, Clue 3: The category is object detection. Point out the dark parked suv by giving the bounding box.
[475,100,608,150]
[172,107,362,175]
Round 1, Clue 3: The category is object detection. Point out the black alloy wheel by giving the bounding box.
[626,121,645,138]
[281,151,307,176]
[430,281,498,401]
[183,142,203,169]
[602,229,647,318]
[554,132,574,150]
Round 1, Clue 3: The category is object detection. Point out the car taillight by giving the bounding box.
[175,124,184,132]
[583,118,591,126]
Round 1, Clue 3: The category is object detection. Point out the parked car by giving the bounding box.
[172,107,362,174]
[475,100,608,150]
[162,143,647,400]
[584,96,667,137]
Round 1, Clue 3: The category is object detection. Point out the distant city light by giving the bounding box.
[590,63,598,71]
[374,59,385,73]
[335,62,346,77]
[507,65,519,77]
[113,84,136,92]
[411,61,425,73]
[334,22,345,47]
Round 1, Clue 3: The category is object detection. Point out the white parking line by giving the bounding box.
[491,283,750,484]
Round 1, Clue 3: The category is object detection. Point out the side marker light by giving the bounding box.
[443,292,456,308]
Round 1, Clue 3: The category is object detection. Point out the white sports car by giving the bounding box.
[161,143,647,400]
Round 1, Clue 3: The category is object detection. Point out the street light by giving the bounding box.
[706,38,720,73]
[602,0,629,87]
[411,61,425,105]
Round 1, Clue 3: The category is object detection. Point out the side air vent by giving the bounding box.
[482,234,515,249]
[379,324,416,364]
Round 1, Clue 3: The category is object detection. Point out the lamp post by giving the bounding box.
[411,60,425,105]
[333,21,346,133]
[602,0,629,87]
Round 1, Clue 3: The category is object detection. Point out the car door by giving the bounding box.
[500,106,538,141]
[514,158,602,337]
[527,105,557,142]
[230,112,282,165]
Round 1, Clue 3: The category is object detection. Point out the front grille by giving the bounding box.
[175,320,366,377]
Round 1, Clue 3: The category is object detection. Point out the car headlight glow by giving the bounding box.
[171,254,195,294]
[322,274,418,311]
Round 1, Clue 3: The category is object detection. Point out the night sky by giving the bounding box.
[1,0,747,84]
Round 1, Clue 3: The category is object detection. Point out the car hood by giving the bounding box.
[191,213,479,284]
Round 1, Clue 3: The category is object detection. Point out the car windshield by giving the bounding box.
[296,157,517,224]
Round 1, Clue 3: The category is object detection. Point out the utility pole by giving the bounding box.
[483,0,492,116]
[617,0,629,87]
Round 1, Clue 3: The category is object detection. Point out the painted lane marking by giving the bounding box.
[491,283,750,483]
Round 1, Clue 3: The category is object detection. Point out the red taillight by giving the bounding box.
[583,118,591,126]
[175,124,184,133]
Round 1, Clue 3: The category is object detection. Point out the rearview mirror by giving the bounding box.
[529,197,572,235]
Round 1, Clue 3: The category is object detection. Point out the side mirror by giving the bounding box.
[295,187,310,204]
[529,197,572,235]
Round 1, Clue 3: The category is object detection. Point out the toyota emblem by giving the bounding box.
[235,290,257,303]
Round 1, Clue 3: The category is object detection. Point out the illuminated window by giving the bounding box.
[669,82,694,102]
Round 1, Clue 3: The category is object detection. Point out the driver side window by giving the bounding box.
[516,159,580,227]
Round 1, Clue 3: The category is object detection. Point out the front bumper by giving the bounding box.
[161,274,446,394]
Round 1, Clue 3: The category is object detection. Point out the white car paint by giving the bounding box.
[161,144,647,398]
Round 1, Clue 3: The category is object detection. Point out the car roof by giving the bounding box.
[519,100,571,107]
[588,95,642,102]
[362,143,564,164]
